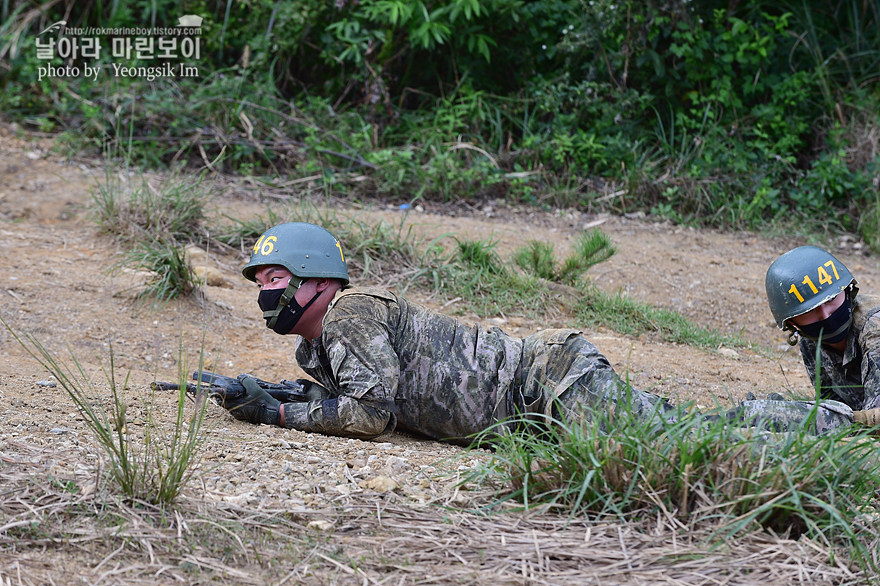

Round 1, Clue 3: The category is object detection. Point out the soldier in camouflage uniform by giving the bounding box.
[219,222,676,444]
[751,245,875,433]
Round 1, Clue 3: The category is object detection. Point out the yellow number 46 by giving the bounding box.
[253,235,277,256]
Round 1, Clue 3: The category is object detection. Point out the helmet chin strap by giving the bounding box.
[261,278,325,335]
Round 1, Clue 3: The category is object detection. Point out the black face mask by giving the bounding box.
[796,296,852,345]
[258,281,323,335]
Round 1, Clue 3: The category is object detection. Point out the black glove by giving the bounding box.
[219,374,282,426]
[295,378,333,402]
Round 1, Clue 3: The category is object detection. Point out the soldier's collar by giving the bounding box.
[327,285,355,311]
[842,328,859,368]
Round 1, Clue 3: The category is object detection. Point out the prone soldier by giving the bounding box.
[217,222,683,444]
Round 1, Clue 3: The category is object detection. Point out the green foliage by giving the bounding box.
[464,407,880,573]
[320,0,570,98]
[2,320,209,505]
[859,192,880,252]
[577,286,745,349]
[514,229,616,286]
[3,0,880,245]
[116,236,200,305]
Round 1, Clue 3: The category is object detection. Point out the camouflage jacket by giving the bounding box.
[799,293,880,410]
[280,287,628,443]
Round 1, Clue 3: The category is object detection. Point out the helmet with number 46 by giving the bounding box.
[765,245,857,331]
[242,222,349,284]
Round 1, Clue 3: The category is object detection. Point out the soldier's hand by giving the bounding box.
[296,378,333,402]
[218,374,282,426]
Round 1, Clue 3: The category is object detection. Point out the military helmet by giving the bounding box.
[765,245,857,330]
[242,222,349,283]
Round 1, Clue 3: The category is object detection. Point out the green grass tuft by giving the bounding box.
[514,240,558,281]
[114,236,200,306]
[577,286,745,349]
[1,318,210,505]
[89,168,212,303]
[90,170,209,245]
[463,403,880,573]
[515,229,616,286]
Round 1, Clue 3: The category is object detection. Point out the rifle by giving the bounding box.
[151,371,308,403]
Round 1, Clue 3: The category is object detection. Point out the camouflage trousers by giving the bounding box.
[551,385,854,435]
[546,362,677,429]
[731,398,854,434]
[535,366,855,435]
[510,336,855,435]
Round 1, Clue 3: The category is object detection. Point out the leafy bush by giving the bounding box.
[3,0,880,243]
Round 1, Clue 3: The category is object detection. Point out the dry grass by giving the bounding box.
[0,441,871,585]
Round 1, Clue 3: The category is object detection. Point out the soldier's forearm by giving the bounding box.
[279,396,391,439]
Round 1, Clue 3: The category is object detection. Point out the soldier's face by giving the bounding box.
[790,291,846,327]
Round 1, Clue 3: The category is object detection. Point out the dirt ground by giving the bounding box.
[1,122,878,584]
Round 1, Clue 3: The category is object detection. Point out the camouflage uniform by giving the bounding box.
[727,294,880,435]
[277,288,672,444]
[798,293,880,410]
[731,398,854,435]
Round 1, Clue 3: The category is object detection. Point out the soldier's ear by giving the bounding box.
[314,278,332,292]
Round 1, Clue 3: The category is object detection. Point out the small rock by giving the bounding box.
[718,348,740,360]
[36,380,57,388]
[224,491,255,505]
[360,476,396,492]
[386,455,409,473]
[193,265,229,288]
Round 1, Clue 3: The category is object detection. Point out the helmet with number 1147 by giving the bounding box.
[765,245,857,332]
